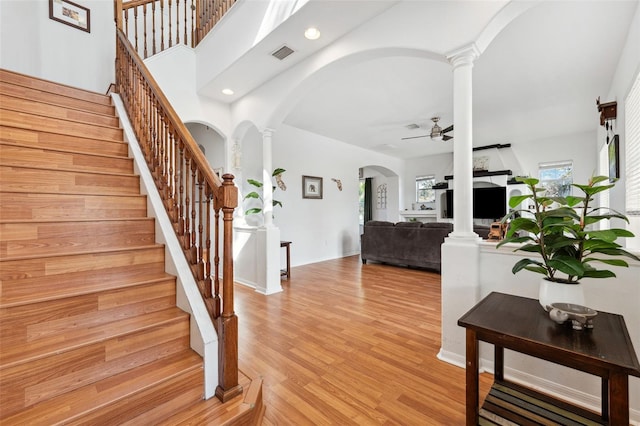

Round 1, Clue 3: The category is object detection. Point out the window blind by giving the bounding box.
[625,73,640,215]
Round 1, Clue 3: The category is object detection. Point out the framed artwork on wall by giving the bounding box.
[302,175,323,199]
[49,0,90,33]
[608,134,620,182]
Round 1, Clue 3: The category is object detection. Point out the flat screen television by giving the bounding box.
[444,187,507,220]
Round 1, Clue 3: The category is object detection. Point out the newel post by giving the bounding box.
[215,173,243,402]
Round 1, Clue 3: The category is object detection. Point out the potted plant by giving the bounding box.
[244,168,286,216]
[497,175,639,309]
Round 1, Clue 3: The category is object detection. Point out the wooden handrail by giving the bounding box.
[119,0,237,58]
[113,6,241,401]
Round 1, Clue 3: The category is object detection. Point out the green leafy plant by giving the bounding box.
[244,168,286,216]
[497,175,639,283]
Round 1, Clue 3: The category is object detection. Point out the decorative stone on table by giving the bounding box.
[547,303,598,331]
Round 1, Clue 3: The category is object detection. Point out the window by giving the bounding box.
[625,72,640,249]
[416,175,435,203]
[538,161,573,198]
[625,72,640,215]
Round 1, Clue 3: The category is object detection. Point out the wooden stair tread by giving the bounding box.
[0,93,120,127]
[0,69,112,106]
[1,265,172,307]
[0,143,133,174]
[0,307,189,369]
[67,365,204,426]
[0,192,147,221]
[0,242,164,262]
[0,309,189,416]
[0,81,116,116]
[1,126,129,157]
[1,279,176,327]
[0,165,140,196]
[0,218,157,258]
[1,350,202,426]
[157,370,258,426]
[0,108,123,142]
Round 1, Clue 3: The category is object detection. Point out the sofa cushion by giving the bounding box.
[423,222,453,230]
[395,221,423,228]
[365,220,395,227]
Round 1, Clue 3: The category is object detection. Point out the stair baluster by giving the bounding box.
[114,25,241,402]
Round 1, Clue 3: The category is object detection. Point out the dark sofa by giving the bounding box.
[360,221,489,272]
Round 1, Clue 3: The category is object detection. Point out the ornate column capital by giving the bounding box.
[446,43,480,69]
[261,128,275,139]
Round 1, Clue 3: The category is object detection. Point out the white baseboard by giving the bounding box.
[436,349,467,370]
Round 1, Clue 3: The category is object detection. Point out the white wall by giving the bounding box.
[145,46,232,139]
[510,131,597,185]
[271,124,403,267]
[0,0,114,93]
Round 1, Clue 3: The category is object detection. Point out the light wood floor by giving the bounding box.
[235,256,493,425]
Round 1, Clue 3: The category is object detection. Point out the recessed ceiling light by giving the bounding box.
[221,88,234,95]
[304,27,320,40]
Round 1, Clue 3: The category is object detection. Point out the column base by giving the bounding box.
[255,226,283,295]
[440,237,481,359]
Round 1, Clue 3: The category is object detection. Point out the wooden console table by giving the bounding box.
[458,292,640,425]
[280,241,291,279]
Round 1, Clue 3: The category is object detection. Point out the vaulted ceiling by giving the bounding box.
[212,0,639,159]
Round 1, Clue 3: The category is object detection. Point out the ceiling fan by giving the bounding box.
[401,117,453,141]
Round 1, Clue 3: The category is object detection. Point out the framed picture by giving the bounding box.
[608,134,620,182]
[49,0,90,33]
[302,175,323,199]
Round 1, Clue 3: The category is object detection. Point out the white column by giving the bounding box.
[230,139,244,223]
[439,44,482,367]
[448,44,479,238]
[255,128,282,295]
[262,128,274,228]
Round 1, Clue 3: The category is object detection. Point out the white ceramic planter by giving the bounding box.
[538,278,585,311]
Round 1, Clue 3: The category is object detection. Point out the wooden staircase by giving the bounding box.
[0,69,263,425]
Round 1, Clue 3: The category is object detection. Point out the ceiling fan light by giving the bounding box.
[431,134,443,141]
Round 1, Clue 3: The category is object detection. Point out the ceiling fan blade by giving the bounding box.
[401,134,429,140]
[442,124,453,134]
[442,134,453,141]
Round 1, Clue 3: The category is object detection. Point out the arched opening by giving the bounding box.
[184,122,226,173]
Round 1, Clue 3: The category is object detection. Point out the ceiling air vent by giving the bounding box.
[271,45,295,61]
